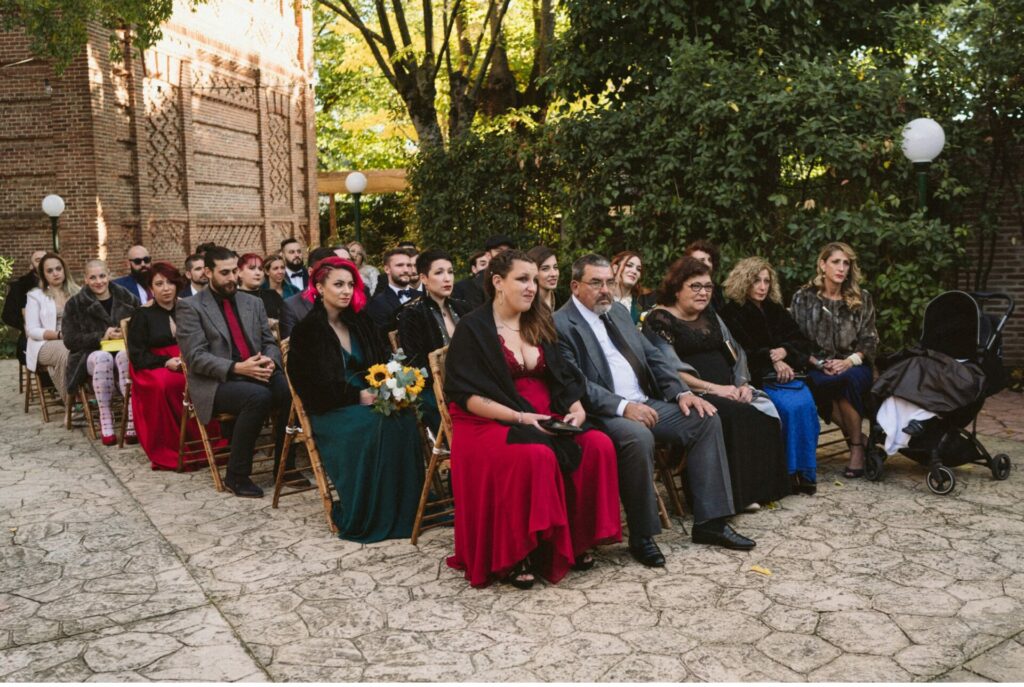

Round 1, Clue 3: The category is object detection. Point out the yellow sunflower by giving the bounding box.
[366,364,390,388]
[405,368,426,397]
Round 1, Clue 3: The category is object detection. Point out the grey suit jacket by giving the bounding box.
[278,293,312,340]
[176,289,281,424]
[553,299,687,418]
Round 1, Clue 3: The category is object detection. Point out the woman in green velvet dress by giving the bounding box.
[286,257,424,542]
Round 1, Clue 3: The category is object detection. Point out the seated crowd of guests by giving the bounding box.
[6,233,879,590]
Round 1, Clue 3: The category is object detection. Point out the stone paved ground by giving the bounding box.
[2,357,1024,682]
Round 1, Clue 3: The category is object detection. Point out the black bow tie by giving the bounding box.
[398,289,418,300]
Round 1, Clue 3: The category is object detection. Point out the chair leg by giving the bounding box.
[307,445,337,534]
[36,373,50,423]
[118,383,131,448]
[193,415,225,491]
[272,410,299,507]
[79,389,97,440]
[19,363,25,394]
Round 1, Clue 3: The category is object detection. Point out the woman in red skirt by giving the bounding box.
[127,262,219,470]
[444,250,621,589]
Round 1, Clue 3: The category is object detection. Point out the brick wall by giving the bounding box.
[0,0,317,282]
[959,191,1024,366]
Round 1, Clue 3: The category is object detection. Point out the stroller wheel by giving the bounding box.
[927,466,956,495]
[865,447,885,482]
[991,454,1011,481]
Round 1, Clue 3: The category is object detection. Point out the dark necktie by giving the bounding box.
[221,298,252,360]
[600,312,656,398]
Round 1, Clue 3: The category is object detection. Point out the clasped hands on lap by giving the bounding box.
[234,354,275,382]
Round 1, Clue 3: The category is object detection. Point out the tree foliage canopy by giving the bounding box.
[0,0,199,71]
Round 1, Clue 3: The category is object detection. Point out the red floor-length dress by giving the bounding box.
[130,343,220,470]
[447,339,622,587]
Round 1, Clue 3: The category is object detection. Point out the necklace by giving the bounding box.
[495,317,521,333]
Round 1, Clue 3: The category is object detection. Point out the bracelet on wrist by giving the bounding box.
[845,353,863,367]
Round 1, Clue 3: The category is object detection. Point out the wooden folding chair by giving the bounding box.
[411,346,456,544]
[177,360,277,491]
[271,340,337,532]
[117,317,132,448]
[817,424,849,460]
[388,329,400,353]
[654,444,688,518]
[19,361,26,394]
[25,369,60,422]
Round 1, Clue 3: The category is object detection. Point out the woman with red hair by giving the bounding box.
[127,262,222,469]
[286,258,424,542]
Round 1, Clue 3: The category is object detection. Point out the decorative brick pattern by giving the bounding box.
[145,81,185,199]
[0,1,317,278]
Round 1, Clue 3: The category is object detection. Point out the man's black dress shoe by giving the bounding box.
[628,538,666,567]
[692,523,755,550]
[223,476,264,498]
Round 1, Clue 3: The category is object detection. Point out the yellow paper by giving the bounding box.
[100,339,126,352]
[750,565,772,576]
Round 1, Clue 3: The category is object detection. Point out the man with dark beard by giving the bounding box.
[281,238,308,291]
[363,247,418,332]
[176,246,293,498]
[112,244,153,303]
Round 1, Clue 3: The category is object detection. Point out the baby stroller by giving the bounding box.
[865,290,1015,495]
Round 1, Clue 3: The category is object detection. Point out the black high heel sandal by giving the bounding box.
[843,441,865,479]
[503,559,535,590]
[571,552,595,571]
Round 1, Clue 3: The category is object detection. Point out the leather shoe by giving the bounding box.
[628,538,666,567]
[692,523,756,550]
[223,476,264,498]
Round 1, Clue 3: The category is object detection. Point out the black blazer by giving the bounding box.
[287,301,390,416]
[718,298,813,387]
[452,272,486,310]
[396,295,470,375]
[62,282,140,393]
[364,287,403,332]
[2,270,39,331]
[127,303,177,370]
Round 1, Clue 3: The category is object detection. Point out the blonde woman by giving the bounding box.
[790,242,878,478]
[347,240,380,296]
[24,253,79,403]
[720,257,819,494]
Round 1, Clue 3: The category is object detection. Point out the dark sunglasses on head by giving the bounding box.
[130,256,152,265]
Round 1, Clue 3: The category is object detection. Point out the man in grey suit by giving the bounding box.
[554,254,755,565]
[176,246,292,498]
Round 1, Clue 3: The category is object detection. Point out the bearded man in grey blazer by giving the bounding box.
[176,246,292,498]
[553,254,755,566]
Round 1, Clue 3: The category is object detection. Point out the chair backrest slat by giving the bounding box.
[428,346,452,437]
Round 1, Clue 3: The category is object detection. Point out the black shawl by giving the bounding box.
[719,298,814,387]
[444,304,587,473]
[287,300,390,416]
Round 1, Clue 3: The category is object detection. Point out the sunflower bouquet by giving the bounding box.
[364,350,427,417]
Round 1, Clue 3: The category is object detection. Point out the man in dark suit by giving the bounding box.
[281,238,308,291]
[112,244,152,303]
[176,246,292,498]
[554,253,755,565]
[364,247,419,332]
[181,254,207,297]
[2,249,46,366]
[452,235,515,309]
[278,246,337,339]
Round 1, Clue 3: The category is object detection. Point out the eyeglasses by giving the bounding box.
[582,279,616,290]
[687,282,715,293]
[130,257,152,265]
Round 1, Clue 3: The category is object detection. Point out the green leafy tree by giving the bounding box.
[0,0,202,71]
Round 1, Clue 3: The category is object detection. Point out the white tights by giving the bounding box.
[86,350,135,438]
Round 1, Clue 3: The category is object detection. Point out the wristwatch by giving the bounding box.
[813,358,826,371]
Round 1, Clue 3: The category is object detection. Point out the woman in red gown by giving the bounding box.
[444,250,621,589]
[127,262,220,470]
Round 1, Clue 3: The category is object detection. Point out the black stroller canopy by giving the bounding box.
[921,291,984,360]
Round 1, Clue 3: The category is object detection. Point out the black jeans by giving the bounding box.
[213,371,291,480]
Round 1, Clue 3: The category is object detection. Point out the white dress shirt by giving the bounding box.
[286,269,305,290]
[572,295,647,416]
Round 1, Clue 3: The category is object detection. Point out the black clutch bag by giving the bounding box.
[539,418,585,435]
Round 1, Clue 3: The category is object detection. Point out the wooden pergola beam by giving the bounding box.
[317,169,409,195]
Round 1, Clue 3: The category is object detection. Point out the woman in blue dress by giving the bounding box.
[287,257,424,542]
[720,257,819,494]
